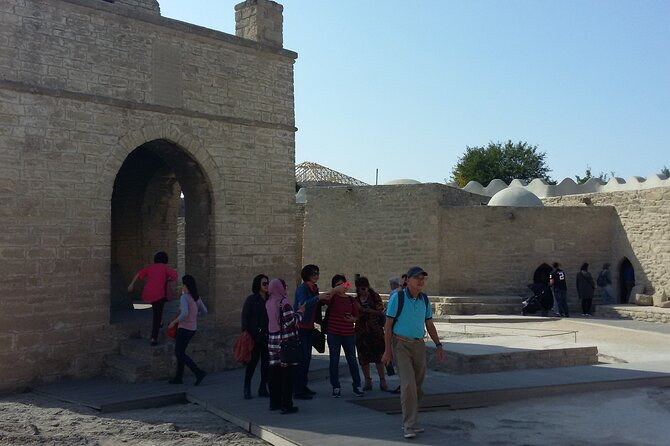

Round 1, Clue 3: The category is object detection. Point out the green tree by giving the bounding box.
[575,166,611,184]
[451,140,552,187]
[661,165,670,178]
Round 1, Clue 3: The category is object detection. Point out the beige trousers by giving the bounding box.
[394,336,426,431]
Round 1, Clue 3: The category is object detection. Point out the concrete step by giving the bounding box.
[104,355,154,383]
[433,302,520,316]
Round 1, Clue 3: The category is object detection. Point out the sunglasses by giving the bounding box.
[261,281,269,286]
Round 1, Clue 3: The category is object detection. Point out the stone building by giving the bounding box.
[298,181,669,306]
[0,0,297,391]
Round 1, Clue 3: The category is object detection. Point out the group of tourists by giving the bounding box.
[129,253,445,438]
[241,264,445,439]
[549,261,624,317]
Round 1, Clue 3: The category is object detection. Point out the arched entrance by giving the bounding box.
[618,257,635,303]
[110,139,212,321]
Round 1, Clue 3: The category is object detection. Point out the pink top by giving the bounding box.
[177,293,208,331]
[137,263,177,303]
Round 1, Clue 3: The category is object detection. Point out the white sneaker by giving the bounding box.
[403,430,416,439]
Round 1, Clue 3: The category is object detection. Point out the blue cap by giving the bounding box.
[406,266,427,278]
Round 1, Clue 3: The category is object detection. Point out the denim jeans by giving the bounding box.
[553,288,569,316]
[327,333,361,390]
[293,328,313,394]
[174,328,201,380]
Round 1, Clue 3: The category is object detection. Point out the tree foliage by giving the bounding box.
[451,140,552,187]
[661,165,670,178]
[575,166,612,184]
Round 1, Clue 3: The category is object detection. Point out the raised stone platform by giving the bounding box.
[428,337,598,375]
[380,294,522,316]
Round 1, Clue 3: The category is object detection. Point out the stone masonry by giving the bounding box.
[0,0,297,391]
[299,182,663,304]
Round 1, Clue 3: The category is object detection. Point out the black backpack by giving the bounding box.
[390,289,429,327]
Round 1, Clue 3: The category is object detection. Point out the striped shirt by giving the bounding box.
[268,300,301,366]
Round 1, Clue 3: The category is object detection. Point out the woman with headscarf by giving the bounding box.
[266,278,304,414]
[576,262,596,316]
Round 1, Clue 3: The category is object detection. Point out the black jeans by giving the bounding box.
[151,298,166,341]
[174,328,201,381]
[581,299,593,315]
[294,328,313,394]
[244,337,269,391]
[269,365,294,410]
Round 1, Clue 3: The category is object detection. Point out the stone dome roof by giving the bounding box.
[488,187,544,207]
[383,179,421,185]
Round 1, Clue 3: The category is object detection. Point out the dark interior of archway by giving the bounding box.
[110,140,211,321]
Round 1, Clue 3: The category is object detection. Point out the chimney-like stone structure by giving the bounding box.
[235,0,284,48]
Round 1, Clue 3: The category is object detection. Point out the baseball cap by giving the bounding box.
[406,266,428,278]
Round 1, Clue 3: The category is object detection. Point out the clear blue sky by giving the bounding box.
[158,0,669,185]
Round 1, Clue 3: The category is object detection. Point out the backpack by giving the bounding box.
[597,271,607,287]
[391,288,429,327]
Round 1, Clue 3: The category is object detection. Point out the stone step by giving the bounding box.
[433,302,521,316]
[104,355,154,383]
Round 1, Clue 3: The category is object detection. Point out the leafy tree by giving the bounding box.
[575,166,611,184]
[451,140,552,187]
[661,165,670,178]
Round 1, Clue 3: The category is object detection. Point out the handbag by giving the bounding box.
[166,323,178,339]
[166,312,179,338]
[312,328,326,353]
[279,300,302,364]
[233,331,255,364]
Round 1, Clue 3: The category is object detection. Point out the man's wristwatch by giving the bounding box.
[435,343,443,348]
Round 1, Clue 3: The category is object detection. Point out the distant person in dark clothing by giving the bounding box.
[597,263,614,304]
[576,263,595,316]
[241,274,270,399]
[550,262,569,317]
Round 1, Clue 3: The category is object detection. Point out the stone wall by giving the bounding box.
[300,184,488,294]
[441,206,615,296]
[544,187,670,301]
[0,0,296,391]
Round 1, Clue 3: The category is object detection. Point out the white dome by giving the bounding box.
[488,187,543,207]
[383,179,421,185]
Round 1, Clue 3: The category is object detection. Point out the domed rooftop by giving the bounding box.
[383,179,421,185]
[488,187,544,207]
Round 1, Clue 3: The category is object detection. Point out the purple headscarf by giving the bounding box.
[266,278,287,333]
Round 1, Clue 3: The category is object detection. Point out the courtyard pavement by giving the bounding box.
[33,314,670,445]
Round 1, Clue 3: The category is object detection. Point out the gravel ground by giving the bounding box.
[0,392,269,446]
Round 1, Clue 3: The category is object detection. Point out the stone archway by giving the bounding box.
[110,139,212,319]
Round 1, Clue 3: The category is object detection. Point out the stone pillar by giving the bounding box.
[235,0,284,48]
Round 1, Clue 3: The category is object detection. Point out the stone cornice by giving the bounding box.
[0,79,298,133]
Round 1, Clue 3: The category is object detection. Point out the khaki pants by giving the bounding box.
[394,336,426,431]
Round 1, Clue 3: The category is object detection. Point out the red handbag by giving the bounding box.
[166,323,178,339]
[233,331,255,364]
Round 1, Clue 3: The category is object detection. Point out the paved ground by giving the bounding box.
[12,314,670,445]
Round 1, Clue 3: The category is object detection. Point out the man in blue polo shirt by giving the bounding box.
[382,266,445,439]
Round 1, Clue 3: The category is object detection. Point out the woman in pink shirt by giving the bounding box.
[167,274,208,385]
[127,251,178,346]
